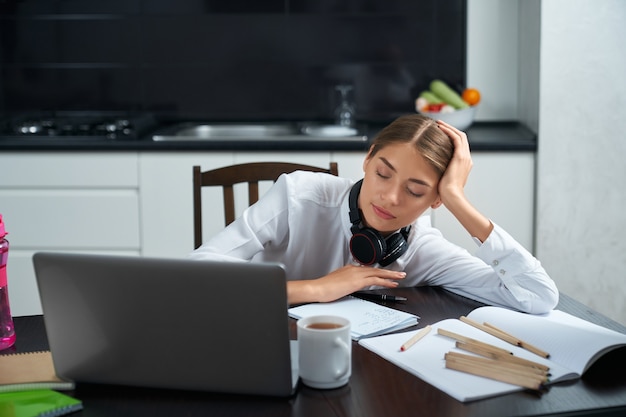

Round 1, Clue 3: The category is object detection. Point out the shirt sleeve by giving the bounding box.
[187,174,291,262]
[403,222,559,314]
[473,223,559,313]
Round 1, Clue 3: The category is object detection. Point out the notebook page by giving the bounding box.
[467,306,626,375]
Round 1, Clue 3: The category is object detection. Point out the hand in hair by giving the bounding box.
[436,120,493,243]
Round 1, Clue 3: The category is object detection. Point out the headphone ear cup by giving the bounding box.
[378,232,408,267]
[349,228,386,266]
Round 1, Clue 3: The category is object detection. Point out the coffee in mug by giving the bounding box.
[297,315,351,389]
[305,322,343,330]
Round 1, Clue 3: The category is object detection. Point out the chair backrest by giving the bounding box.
[193,162,339,249]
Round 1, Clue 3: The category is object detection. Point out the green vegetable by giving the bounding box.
[419,90,444,104]
[429,80,469,109]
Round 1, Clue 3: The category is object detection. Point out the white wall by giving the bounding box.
[517,1,541,134]
[467,0,519,121]
[536,0,626,325]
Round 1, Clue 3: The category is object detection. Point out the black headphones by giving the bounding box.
[348,180,411,266]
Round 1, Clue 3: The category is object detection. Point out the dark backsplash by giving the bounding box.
[0,0,466,123]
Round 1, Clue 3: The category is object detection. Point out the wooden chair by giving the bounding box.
[193,162,339,249]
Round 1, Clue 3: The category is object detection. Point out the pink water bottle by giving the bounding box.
[0,214,16,350]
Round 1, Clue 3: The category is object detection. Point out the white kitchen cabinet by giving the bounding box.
[3,149,534,317]
[430,152,536,253]
[140,149,535,258]
[139,152,234,258]
[0,152,141,316]
[331,151,368,180]
[138,151,333,258]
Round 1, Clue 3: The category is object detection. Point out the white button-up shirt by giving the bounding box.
[189,171,559,314]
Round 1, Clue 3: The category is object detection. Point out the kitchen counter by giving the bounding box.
[0,121,536,152]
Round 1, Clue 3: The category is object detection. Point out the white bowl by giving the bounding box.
[418,106,477,131]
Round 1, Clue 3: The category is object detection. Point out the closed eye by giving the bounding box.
[377,171,424,197]
[376,169,390,179]
[407,188,424,198]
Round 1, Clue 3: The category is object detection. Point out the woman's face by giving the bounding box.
[361,142,442,235]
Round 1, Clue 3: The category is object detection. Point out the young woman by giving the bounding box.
[189,114,559,314]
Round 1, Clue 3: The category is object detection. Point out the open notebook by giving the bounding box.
[33,252,299,397]
[289,296,418,340]
[359,306,626,402]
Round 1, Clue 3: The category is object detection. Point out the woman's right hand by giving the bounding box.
[287,265,406,305]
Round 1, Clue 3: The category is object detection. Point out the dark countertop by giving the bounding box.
[0,121,536,153]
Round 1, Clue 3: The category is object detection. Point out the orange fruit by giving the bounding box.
[462,88,481,106]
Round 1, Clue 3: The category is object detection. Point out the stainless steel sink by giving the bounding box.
[152,122,367,142]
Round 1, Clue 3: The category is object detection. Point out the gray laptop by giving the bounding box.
[33,252,299,397]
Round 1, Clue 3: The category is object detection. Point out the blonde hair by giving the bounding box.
[368,114,453,178]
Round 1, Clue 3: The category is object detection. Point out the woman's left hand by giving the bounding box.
[436,120,493,242]
[436,120,472,205]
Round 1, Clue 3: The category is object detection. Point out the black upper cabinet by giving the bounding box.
[0,0,466,122]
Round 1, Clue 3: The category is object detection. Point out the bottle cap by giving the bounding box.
[0,214,7,238]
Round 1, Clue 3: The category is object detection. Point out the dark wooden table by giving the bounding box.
[5,287,626,417]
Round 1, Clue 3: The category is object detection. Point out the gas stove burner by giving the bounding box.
[94,119,133,138]
[15,119,56,135]
[2,113,157,141]
[14,118,134,139]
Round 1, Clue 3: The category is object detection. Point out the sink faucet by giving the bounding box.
[334,85,355,128]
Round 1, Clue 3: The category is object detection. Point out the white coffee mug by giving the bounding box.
[297,315,351,389]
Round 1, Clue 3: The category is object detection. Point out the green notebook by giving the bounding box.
[0,389,82,417]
